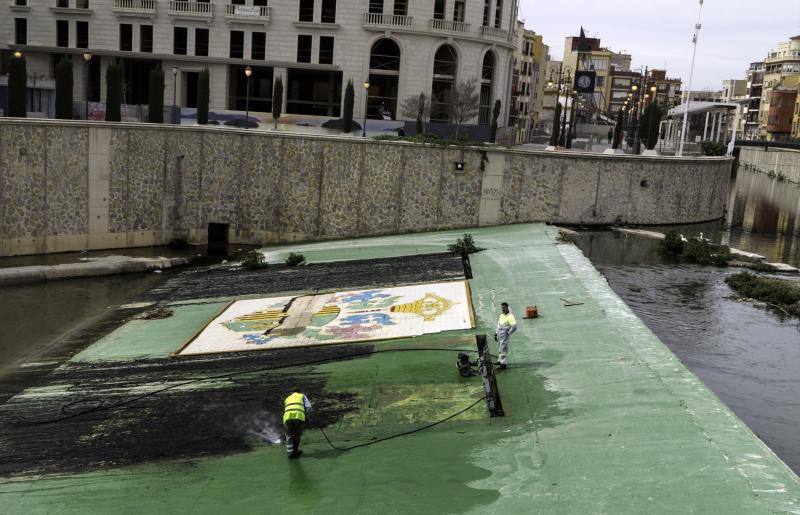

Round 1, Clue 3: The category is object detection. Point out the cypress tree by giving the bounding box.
[489,99,501,143]
[272,76,283,129]
[612,109,623,149]
[7,54,27,118]
[549,102,562,146]
[342,79,354,133]
[645,100,661,150]
[416,92,425,135]
[148,67,164,123]
[105,62,122,122]
[197,68,210,125]
[55,57,74,120]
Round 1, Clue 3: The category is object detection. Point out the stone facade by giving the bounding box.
[0,119,733,256]
[2,0,518,124]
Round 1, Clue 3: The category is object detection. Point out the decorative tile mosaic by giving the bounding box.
[177,281,474,355]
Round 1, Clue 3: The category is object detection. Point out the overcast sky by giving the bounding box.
[519,1,800,91]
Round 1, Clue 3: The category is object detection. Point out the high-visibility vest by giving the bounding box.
[497,313,516,328]
[283,392,306,424]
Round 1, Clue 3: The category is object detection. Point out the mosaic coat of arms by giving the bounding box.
[178,281,474,355]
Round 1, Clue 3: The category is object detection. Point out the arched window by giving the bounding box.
[369,38,400,71]
[367,38,401,120]
[431,44,458,122]
[479,51,495,124]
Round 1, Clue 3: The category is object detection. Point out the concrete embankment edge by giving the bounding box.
[0,257,188,286]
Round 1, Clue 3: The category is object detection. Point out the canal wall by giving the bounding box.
[738,145,800,183]
[0,119,732,256]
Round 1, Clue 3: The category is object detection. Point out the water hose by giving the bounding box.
[316,395,488,452]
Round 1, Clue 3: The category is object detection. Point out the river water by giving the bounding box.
[573,166,800,474]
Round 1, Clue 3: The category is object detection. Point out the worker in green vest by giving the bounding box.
[283,389,312,459]
[495,302,518,370]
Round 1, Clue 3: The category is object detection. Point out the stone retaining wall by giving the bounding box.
[0,119,733,256]
[738,146,800,183]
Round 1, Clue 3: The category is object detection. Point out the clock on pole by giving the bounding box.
[574,71,596,93]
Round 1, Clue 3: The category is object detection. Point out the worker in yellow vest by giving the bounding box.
[495,302,518,370]
[283,389,312,459]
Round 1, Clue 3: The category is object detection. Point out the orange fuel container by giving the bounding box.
[524,306,538,319]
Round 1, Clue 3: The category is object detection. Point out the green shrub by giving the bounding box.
[657,231,684,255]
[701,141,726,156]
[237,250,268,270]
[682,239,731,266]
[726,272,800,308]
[285,252,306,267]
[448,234,485,255]
[657,232,730,266]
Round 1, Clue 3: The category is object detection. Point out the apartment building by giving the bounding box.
[508,20,527,141]
[529,33,546,133]
[509,22,546,143]
[607,69,638,113]
[539,57,559,130]
[720,79,747,102]
[683,90,722,103]
[744,61,764,139]
[646,69,681,108]
[758,35,800,139]
[1,0,519,125]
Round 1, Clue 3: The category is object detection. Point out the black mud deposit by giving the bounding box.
[147,252,466,302]
[0,347,363,476]
[0,253,466,476]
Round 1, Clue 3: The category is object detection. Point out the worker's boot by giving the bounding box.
[497,363,507,370]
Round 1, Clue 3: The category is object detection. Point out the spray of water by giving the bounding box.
[238,409,283,445]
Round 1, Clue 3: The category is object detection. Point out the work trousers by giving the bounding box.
[497,332,510,365]
[284,419,305,456]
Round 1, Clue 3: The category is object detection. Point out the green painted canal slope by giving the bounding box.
[1,224,798,514]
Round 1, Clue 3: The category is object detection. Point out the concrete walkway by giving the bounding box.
[1,224,798,513]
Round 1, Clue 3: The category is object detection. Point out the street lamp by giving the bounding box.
[362,81,369,137]
[171,65,179,124]
[244,66,252,127]
[83,51,92,120]
[13,50,22,59]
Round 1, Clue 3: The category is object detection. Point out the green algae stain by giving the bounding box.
[70,302,229,362]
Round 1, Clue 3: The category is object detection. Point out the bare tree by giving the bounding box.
[400,92,430,135]
[449,77,481,137]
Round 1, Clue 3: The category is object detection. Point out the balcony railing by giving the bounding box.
[225,4,270,21]
[113,0,155,14]
[169,0,213,17]
[430,18,470,33]
[363,12,413,28]
[479,25,507,38]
